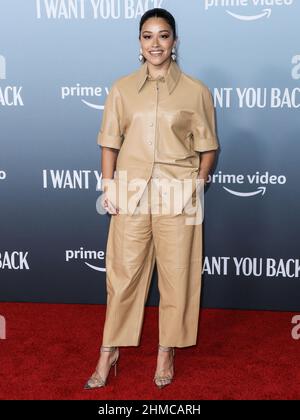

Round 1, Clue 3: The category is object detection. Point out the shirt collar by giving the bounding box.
[136,60,181,95]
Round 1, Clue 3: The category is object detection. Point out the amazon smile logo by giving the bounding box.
[207,171,287,197]
[204,0,294,21]
[226,8,271,20]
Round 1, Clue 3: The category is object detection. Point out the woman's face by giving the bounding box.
[140,17,176,66]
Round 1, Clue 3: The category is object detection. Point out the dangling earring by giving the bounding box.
[171,46,176,61]
[139,48,144,62]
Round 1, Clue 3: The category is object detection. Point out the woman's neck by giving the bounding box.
[146,58,171,79]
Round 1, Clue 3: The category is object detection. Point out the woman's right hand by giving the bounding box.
[102,190,119,215]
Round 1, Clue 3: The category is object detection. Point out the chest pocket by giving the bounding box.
[158,109,194,155]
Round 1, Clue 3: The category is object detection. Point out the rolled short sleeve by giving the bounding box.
[192,86,219,152]
[97,83,124,150]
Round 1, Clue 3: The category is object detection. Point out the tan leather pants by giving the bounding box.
[101,174,203,348]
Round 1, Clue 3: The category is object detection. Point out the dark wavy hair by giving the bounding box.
[138,8,177,63]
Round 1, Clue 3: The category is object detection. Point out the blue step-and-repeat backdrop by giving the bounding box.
[0,0,299,310]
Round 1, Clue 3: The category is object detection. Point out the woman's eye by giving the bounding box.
[143,34,169,39]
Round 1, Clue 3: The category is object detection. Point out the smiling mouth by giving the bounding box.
[149,51,164,55]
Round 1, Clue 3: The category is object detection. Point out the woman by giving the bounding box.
[85,7,219,390]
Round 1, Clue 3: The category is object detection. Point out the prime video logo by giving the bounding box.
[208,170,287,197]
[65,247,106,272]
[61,84,107,109]
[204,0,294,21]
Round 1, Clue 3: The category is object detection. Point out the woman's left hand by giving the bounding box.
[197,170,208,186]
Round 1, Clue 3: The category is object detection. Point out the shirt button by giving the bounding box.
[148,141,152,145]
[149,122,154,127]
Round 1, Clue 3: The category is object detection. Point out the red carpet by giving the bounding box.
[0,302,300,400]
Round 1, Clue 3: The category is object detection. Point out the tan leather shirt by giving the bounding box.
[97,60,219,214]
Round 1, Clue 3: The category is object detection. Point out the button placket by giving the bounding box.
[150,81,160,183]
[147,78,160,182]
[146,80,157,149]
[153,79,159,159]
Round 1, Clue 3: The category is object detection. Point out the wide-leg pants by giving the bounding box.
[101,175,203,348]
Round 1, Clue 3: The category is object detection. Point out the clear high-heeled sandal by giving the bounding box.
[84,346,119,389]
[153,344,175,389]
